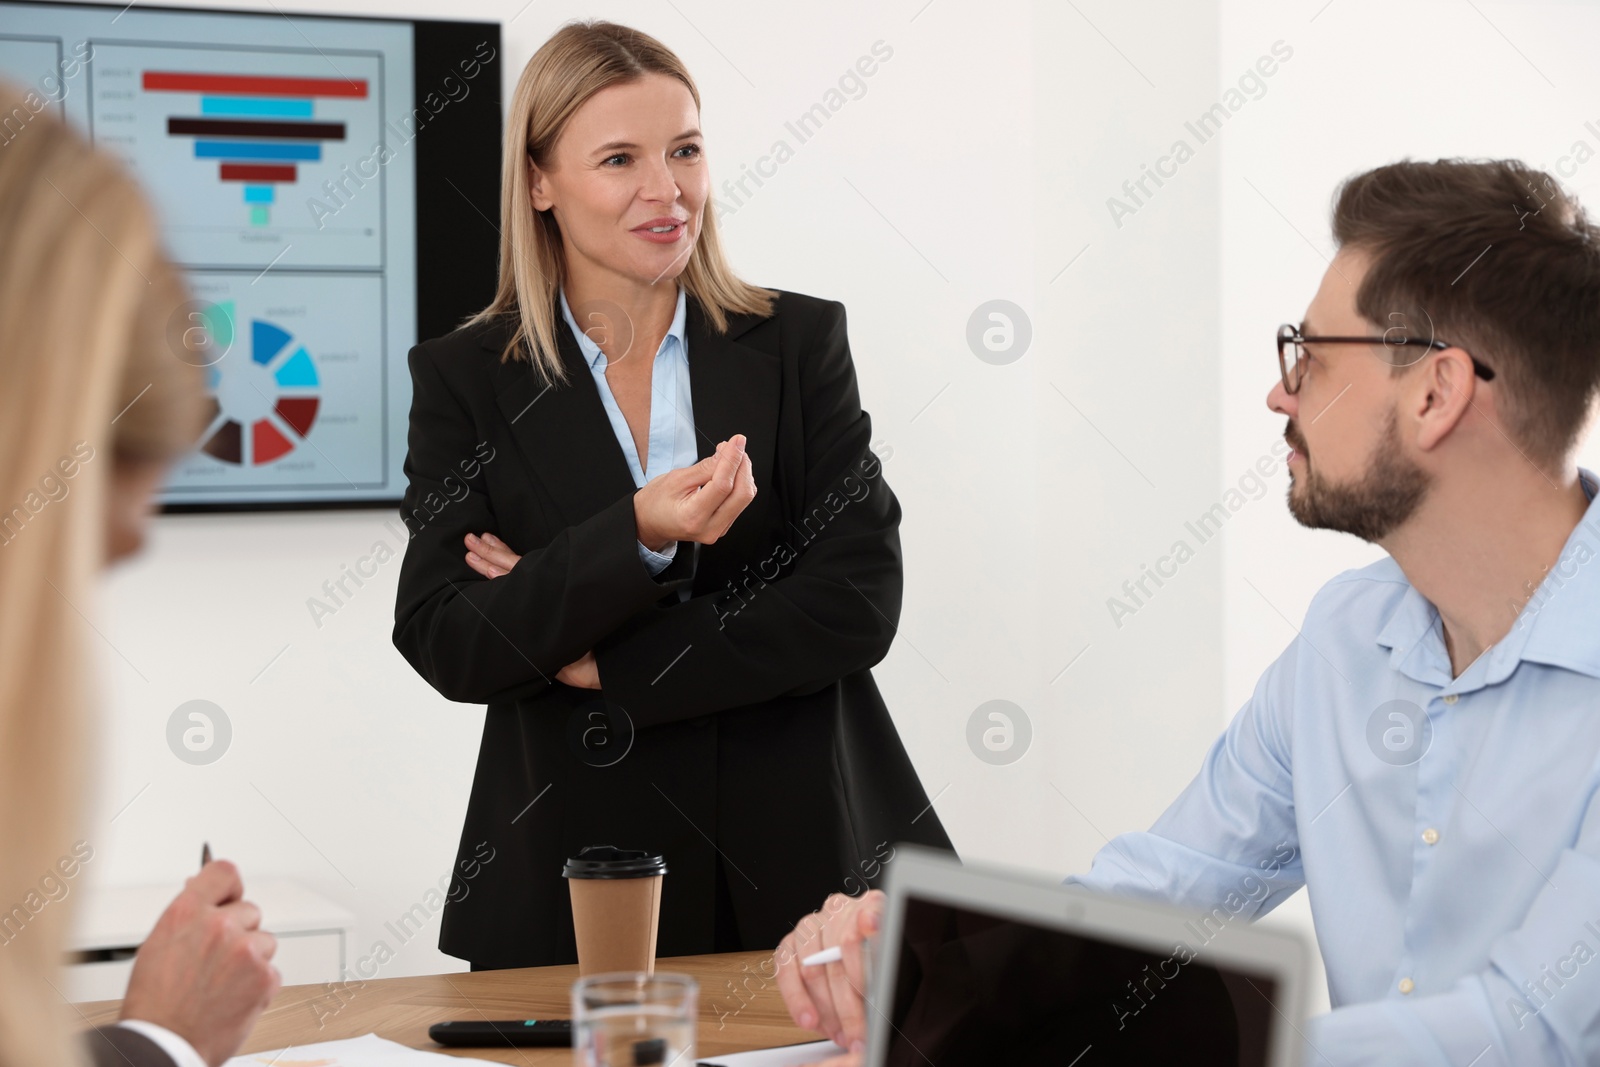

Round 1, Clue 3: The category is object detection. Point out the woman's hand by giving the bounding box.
[634,435,756,551]
[775,890,884,1054]
[465,437,747,684]
[557,650,600,689]
[465,433,754,574]
[462,533,596,688]
[466,427,754,574]
[119,859,281,1067]
[464,530,520,578]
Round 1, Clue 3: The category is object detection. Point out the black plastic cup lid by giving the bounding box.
[562,845,667,879]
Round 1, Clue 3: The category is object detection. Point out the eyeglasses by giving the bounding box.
[1276,322,1496,396]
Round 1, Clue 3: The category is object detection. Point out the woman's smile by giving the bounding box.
[631,216,689,244]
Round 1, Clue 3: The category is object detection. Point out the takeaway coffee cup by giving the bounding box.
[563,846,667,976]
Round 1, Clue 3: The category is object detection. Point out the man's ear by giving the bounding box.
[1414,346,1478,452]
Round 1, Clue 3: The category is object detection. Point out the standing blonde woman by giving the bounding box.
[0,80,279,1067]
[393,21,953,969]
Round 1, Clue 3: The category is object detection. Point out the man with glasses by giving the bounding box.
[774,158,1600,1065]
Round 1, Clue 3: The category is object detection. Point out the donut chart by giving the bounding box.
[198,301,321,465]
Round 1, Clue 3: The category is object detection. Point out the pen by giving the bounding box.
[802,936,879,1034]
[201,842,211,869]
[801,937,874,968]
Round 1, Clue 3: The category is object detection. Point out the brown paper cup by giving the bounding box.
[563,846,667,977]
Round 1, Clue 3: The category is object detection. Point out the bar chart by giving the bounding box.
[89,43,385,270]
[144,69,368,229]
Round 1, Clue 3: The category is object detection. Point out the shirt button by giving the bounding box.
[1442,694,1459,705]
[1422,828,1440,845]
[1399,978,1415,994]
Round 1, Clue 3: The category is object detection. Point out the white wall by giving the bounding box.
[1023,0,1225,892]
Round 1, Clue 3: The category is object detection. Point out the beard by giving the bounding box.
[1285,411,1432,542]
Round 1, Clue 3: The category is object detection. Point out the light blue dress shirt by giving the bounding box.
[1070,469,1600,1065]
[558,285,695,584]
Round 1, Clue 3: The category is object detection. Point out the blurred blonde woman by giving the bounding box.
[0,79,279,1067]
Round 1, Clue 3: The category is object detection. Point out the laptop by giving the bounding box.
[865,845,1310,1067]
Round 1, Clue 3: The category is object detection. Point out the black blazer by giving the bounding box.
[85,1027,176,1067]
[392,288,954,967]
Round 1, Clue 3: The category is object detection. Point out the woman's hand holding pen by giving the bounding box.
[119,857,280,1067]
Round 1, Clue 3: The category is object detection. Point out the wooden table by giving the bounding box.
[77,951,820,1063]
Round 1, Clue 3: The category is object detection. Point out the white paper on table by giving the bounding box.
[695,1040,849,1066]
[224,1033,469,1065]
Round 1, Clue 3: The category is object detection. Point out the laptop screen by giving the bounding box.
[878,894,1283,1067]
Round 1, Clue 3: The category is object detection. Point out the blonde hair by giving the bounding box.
[463,20,775,384]
[0,79,208,1066]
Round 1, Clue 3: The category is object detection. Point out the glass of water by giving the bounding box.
[573,971,697,1067]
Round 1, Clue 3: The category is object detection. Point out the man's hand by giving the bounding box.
[119,859,281,1067]
[633,435,756,551]
[775,890,883,1054]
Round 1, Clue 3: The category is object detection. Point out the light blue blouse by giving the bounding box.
[558,285,695,581]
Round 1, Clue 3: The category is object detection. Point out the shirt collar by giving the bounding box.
[1376,467,1600,687]
[557,285,688,371]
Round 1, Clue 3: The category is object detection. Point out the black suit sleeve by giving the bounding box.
[391,341,694,705]
[84,1026,178,1067]
[592,300,903,729]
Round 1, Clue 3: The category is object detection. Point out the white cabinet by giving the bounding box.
[66,879,353,1003]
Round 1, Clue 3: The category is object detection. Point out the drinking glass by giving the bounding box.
[573,971,697,1067]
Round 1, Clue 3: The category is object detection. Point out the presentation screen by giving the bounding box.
[0,0,502,510]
